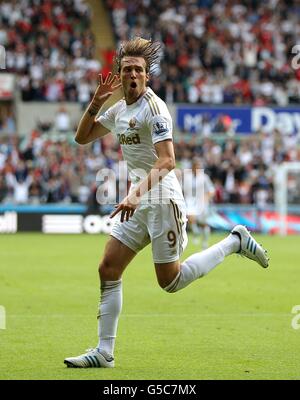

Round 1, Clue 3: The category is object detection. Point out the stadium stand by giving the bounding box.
[0,0,300,211]
[1,129,300,206]
[104,0,300,105]
[1,0,100,102]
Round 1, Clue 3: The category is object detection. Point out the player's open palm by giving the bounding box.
[93,72,121,104]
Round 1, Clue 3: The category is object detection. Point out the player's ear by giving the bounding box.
[146,72,150,82]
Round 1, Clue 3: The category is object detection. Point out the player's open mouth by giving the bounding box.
[130,82,137,88]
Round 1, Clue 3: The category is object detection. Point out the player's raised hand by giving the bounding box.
[93,72,121,103]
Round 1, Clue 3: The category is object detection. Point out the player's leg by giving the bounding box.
[97,236,136,357]
[64,208,150,368]
[155,231,240,292]
[156,225,269,293]
[64,237,136,368]
[152,202,269,293]
[98,235,136,280]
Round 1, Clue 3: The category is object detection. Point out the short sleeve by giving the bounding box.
[96,106,116,131]
[146,105,173,145]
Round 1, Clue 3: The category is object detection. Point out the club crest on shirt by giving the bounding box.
[129,118,137,129]
[153,121,168,135]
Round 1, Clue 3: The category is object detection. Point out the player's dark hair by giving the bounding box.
[115,37,162,74]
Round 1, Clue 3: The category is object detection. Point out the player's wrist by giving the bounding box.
[127,191,141,206]
[87,100,101,117]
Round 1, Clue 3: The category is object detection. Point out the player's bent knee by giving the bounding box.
[155,261,181,292]
[161,271,181,293]
[162,282,179,293]
[162,286,177,293]
[157,273,181,293]
[157,274,178,291]
[98,258,119,281]
[157,279,168,290]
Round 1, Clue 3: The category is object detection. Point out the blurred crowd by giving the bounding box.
[105,0,300,105]
[1,128,300,208]
[0,131,119,211]
[176,131,300,206]
[1,0,299,105]
[0,0,100,103]
[0,104,15,135]
[1,0,300,209]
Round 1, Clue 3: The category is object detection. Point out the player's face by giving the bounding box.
[120,56,149,104]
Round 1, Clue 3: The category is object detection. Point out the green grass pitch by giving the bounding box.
[0,232,299,380]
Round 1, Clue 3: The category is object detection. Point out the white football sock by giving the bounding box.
[219,233,240,256]
[97,279,122,357]
[164,233,240,293]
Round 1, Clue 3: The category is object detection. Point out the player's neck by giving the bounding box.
[125,88,147,105]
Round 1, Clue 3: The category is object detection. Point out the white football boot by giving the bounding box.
[231,225,269,268]
[64,348,114,368]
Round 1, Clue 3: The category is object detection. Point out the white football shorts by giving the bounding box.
[111,199,188,263]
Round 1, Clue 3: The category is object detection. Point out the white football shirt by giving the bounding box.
[97,87,184,202]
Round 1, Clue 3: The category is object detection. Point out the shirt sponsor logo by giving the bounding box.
[153,121,168,135]
[117,133,141,145]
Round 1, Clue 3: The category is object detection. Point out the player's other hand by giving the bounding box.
[93,72,121,103]
[110,193,140,222]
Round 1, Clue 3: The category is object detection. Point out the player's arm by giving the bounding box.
[75,73,121,145]
[135,106,176,195]
[111,139,175,222]
[136,139,175,194]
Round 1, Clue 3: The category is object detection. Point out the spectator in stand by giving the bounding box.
[0,173,8,202]
[105,0,300,106]
[2,0,299,105]
[2,0,100,103]
[55,106,71,133]
[1,122,300,207]
[9,174,32,204]
[0,106,16,135]
[28,173,43,204]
